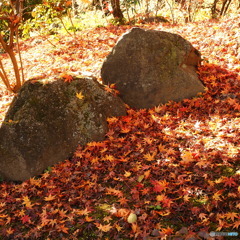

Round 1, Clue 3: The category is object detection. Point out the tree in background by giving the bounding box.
[211,0,233,18]
[22,0,43,20]
[110,0,124,20]
[0,0,25,93]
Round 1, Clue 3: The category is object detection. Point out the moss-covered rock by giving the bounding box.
[0,77,126,181]
[101,27,204,109]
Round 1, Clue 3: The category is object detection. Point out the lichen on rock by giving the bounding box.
[0,77,126,181]
[101,27,204,109]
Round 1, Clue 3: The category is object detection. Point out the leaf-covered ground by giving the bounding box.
[0,16,239,239]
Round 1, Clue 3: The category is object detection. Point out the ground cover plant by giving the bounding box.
[0,13,239,239]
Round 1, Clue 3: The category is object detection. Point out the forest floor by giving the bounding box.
[0,16,239,239]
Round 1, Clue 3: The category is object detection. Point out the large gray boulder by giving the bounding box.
[0,77,126,181]
[101,27,204,109]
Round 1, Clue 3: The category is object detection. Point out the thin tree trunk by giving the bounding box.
[0,59,11,90]
[110,0,124,20]
[220,0,232,16]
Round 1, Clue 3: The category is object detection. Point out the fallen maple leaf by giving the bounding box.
[107,117,118,123]
[118,197,129,205]
[103,215,112,223]
[115,223,123,232]
[161,227,174,235]
[65,1,72,7]
[57,224,69,234]
[212,190,224,201]
[22,196,33,209]
[131,222,138,233]
[75,208,92,216]
[114,208,130,218]
[233,220,240,229]
[144,170,151,179]
[96,223,112,232]
[180,150,195,165]
[223,177,237,187]
[199,213,207,220]
[104,155,115,162]
[44,194,55,201]
[76,91,84,100]
[59,73,73,82]
[144,152,156,161]
[85,216,94,222]
[151,180,169,193]
[6,227,14,235]
[106,187,123,197]
[21,215,31,224]
[124,171,131,177]
[225,212,238,221]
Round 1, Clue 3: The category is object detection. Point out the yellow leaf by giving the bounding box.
[115,223,122,232]
[183,194,190,202]
[76,91,84,100]
[156,194,165,202]
[115,208,130,218]
[6,227,14,235]
[180,150,194,165]
[44,194,55,201]
[158,143,167,152]
[107,117,118,123]
[29,177,41,187]
[75,208,91,216]
[144,152,156,161]
[98,204,112,211]
[97,223,112,232]
[103,215,112,223]
[156,210,171,216]
[124,171,131,177]
[105,187,123,197]
[144,170,151,179]
[81,0,91,4]
[104,155,115,162]
[22,196,33,209]
[212,190,223,201]
[85,216,94,222]
[137,175,144,182]
[195,160,208,168]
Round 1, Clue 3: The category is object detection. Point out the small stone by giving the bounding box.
[177,227,188,235]
[151,229,161,237]
[198,230,210,239]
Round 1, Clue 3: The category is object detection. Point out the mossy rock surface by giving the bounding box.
[0,77,126,181]
[101,27,204,109]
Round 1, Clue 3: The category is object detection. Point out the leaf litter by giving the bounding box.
[0,16,239,239]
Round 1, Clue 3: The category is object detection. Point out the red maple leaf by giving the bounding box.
[223,177,237,187]
[59,73,74,82]
[151,180,169,193]
[21,215,31,224]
